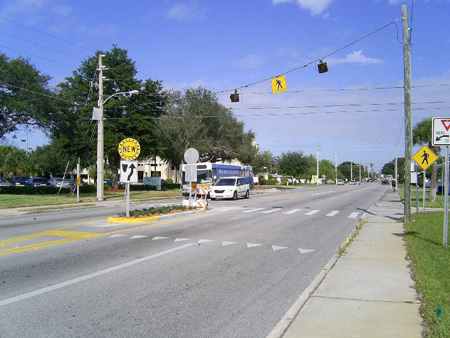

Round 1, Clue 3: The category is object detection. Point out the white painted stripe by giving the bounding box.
[222,241,238,246]
[284,209,301,215]
[262,208,282,214]
[348,212,360,219]
[299,248,315,254]
[325,210,340,217]
[110,234,127,238]
[304,210,319,216]
[198,239,213,244]
[174,238,190,242]
[0,243,195,307]
[130,235,148,239]
[242,208,264,213]
[152,236,169,241]
[272,245,288,251]
[247,243,262,248]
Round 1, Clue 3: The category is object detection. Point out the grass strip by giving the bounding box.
[405,211,450,337]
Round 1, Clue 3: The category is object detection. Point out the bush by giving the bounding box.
[166,179,173,184]
[118,204,195,217]
[264,179,278,185]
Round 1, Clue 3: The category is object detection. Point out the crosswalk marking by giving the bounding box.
[299,248,315,254]
[284,209,301,215]
[130,235,148,239]
[243,208,264,213]
[272,245,288,251]
[247,243,262,248]
[110,234,127,238]
[348,212,360,219]
[222,241,238,246]
[262,208,283,214]
[304,210,320,216]
[326,210,340,217]
[174,238,190,242]
[152,236,169,241]
[198,239,213,244]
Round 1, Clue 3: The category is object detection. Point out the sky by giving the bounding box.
[1,0,450,171]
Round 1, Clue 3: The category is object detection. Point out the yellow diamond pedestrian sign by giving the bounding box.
[413,145,437,170]
[118,138,141,161]
[271,75,287,94]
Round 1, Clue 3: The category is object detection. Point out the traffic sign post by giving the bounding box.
[118,138,140,217]
[445,146,449,247]
[413,145,437,171]
[184,148,199,207]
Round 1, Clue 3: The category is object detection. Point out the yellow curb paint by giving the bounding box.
[107,216,159,224]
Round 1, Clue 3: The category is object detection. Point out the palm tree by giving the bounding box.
[413,118,439,201]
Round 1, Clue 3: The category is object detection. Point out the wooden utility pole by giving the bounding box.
[403,4,412,222]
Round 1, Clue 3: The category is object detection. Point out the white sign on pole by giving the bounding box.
[432,117,450,146]
[185,164,197,182]
[120,160,138,183]
[184,148,199,164]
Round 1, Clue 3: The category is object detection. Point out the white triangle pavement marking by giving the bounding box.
[284,209,301,215]
[130,235,148,239]
[242,208,264,213]
[198,239,214,244]
[222,241,238,246]
[272,245,288,251]
[262,208,282,214]
[348,212,360,219]
[110,234,127,238]
[304,210,320,215]
[326,210,340,217]
[174,238,191,242]
[247,243,262,248]
[299,248,315,254]
[152,236,169,241]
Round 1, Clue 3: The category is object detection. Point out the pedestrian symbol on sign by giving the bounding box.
[421,150,430,165]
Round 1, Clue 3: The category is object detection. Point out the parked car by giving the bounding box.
[0,178,12,187]
[11,175,28,186]
[48,177,73,188]
[25,177,50,187]
[210,177,250,200]
[337,179,345,185]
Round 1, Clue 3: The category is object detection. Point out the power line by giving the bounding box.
[0,82,79,105]
[216,16,402,94]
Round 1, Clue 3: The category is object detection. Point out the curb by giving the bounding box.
[107,208,206,224]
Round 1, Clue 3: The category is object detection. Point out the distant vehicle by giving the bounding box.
[210,177,250,200]
[350,180,360,185]
[25,178,50,187]
[337,179,345,185]
[11,175,28,186]
[0,178,12,187]
[48,177,73,188]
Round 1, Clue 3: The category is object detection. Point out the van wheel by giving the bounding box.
[245,190,250,199]
[233,191,238,200]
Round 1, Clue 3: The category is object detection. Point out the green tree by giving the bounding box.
[413,118,439,201]
[252,151,276,175]
[0,54,54,139]
[158,87,257,167]
[0,146,28,177]
[53,46,166,187]
[277,151,308,178]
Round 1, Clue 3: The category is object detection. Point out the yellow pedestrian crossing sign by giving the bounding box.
[271,76,287,94]
[413,145,437,170]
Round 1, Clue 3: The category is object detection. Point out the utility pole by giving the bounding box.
[97,54,105,201]
[395,144,398,183]
[403,4,412,222]
[316,143,319,185]
[351,158,353,181]
[359,162,361,182]
[335,152,338,185]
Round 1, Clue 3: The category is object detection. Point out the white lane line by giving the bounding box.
[299,248,315,254]
[222,241,238,246]
[152,236,169,241]
[348,212,360,219]
[110,234,127,238]
[247,243,262,248]
[130,235,148,239]
[325,210,340,217]
[242,208,264,213]
[0,243,195,308]
[284,209,301,215]
[262,208,283,214]
[272,245,288,251]
[304,210,320,216]
[198,239,214,244]
[174,238,191,242]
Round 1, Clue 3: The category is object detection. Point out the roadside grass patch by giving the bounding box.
[399,188,445,209]
[405,211,450,337]
[118,205,195,218]
[338,220,366,257]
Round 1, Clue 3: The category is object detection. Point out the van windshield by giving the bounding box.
[215,178,236,186]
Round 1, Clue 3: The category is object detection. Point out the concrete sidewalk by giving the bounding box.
[275,191,423,338]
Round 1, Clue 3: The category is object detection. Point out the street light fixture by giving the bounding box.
[95,89,139,201]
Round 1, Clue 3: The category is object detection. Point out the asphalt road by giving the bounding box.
[0,183,388,337]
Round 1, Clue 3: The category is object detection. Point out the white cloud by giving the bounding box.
[237,55,264,69]
[328,50,384,65]
[166,2,208,21]
[272,0,334,16]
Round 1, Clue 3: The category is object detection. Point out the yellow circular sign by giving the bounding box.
[118,138,141,160]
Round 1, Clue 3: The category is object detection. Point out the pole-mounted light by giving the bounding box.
[318,60,328,74]
[230,89,239,103]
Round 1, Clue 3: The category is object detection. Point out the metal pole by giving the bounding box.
[97,54,105,201]
[423,171,426,213]
[359,163,361,183]
[403,4,412,222]
[444,146,449,246]
[77,158,80,203]
[351,158,353,181]
[416,177,419,214]
[335,152,337,185]
[395,144,398,183]
[316,143,319,185]
[126,182,130,217]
